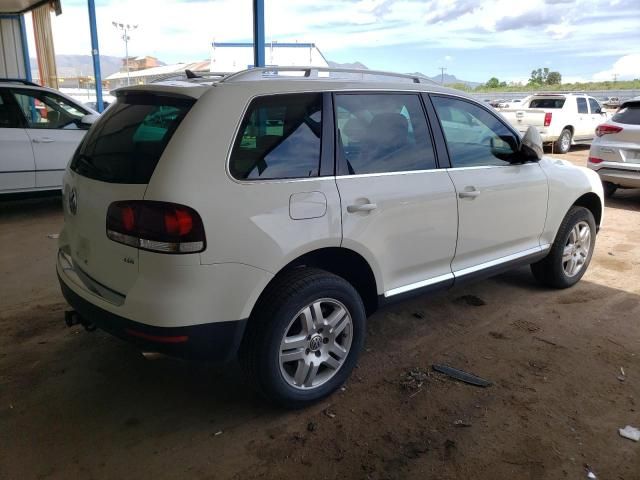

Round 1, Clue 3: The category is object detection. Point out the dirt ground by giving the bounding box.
[1,147,639,480]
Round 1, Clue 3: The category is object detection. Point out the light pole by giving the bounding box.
[112,21,138,86]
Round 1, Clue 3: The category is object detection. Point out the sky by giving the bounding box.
[25,0,640,83]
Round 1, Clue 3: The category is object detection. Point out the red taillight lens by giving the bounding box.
[106,201,206,254]
[588,157,604,164]
[543,112,552,127]
[595,124,623,137]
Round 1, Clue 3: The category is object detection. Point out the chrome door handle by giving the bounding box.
[347,203,377,213]
[32,138,54,143]
[458,189,481,199]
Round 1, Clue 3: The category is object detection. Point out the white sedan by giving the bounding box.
[0,79,97,195]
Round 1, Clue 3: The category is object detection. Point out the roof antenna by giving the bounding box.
[185,69,201,79]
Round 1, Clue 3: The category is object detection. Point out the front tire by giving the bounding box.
[240,268,366,408]
[531,206,596,288]
[554,128,572,154]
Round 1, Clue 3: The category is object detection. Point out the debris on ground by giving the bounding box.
[412,312,425,319]
[432,364,492,387]
[489,331,506,339]
[455,295,486,307]
[400,367,429,392]
[214,431,223,436]
[584,464,597,479]
[617,367,626,382]
[307,422,317,432]
[453,419,472,427]
[323,409,336,419]
[618,425,640,442]
[46,233,59,239]
[533,336,558,347]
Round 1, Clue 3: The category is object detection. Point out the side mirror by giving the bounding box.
[519,126,543,161]
[77,114,99,130]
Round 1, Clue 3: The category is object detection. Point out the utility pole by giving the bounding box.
[112,21,138,86]
[613,73,618,84]
[439,67,447,85]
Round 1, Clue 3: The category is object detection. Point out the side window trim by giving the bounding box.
[332,91,439,176]
[320,92,335,177]
[422,93,451,169]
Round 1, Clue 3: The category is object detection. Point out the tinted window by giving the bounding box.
[12,90,88,129]
[0,91,22,128]
[577,97,588,114]
[432,96,519,168]
[70,94,193,184]
[529,98,565,108]
[612,103,640,125]
[335,94,436,174]
[230,93,322,180]
[588,98,601,114]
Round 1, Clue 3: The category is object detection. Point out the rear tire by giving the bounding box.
[603,181,617,198]
[531,206,596,289]
[554,128,572,154]
[240,268,366,409]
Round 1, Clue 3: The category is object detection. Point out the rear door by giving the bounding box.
[588,97,606,137]
[430,95,548,275]
[335,92,458,297]
[0,89,35,192]
[575,97,591,138]
[61,93,194,293]
[12,89,90,189]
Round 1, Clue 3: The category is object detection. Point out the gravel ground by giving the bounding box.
[1,147,639,480]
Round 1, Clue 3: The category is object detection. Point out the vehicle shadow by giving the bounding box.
[605,188,640,211]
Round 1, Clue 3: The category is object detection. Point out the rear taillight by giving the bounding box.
[543,112,552,127]
[588,157,604,164]
[595,124,623,137]
[106,201,206,254]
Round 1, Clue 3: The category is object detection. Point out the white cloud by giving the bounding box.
[592,54,640,81]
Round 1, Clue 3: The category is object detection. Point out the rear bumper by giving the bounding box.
[590,164,640,188]
[59,273,247,361]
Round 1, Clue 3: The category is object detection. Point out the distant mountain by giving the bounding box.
[29,55,165,78]
[327,60,369,70]
[410,71,481,88]
[327,60,480,88]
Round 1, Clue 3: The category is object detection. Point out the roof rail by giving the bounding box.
[0,78,40,87]
[221,66,437,85]
[150,71,230,84]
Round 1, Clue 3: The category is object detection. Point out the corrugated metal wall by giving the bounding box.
[0,16,27,79]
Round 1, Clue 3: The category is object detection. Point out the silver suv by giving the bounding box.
[57,67,603,407]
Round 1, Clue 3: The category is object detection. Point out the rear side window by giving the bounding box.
[529,98,565,108]
[577,98,588,114]
[335,93,436,174]
[230,93,322,180]
[588,98,601,113]
[70,94,193,184]
[612,103,640,125]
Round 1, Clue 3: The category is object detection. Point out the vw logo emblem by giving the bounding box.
[68,188,78,215]
[309,334,323,352]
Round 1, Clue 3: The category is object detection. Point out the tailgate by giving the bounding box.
[59,91,195,295]
[501,108,547,129]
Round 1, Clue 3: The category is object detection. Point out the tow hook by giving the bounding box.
[64,310,96,332]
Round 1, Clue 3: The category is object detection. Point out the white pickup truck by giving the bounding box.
[500,93,609,153]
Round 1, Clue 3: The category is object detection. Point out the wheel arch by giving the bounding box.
[573,192,602,230]
[250,247,380,318]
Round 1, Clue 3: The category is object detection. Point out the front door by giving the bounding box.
[334,93,458,297]
[0,90,35,192]
[430,95,548,275]
[11,89,89,189]
[575,96,591,138]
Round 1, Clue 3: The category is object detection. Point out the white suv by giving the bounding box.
[57,68,604,407]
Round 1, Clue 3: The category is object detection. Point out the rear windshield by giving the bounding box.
[70,94,194,183]
[612,103,640,125]
[529,98,566,109]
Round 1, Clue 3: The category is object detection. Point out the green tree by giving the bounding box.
[485,77,500,88]
[546,71,562,85]
[529,67,550,86]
